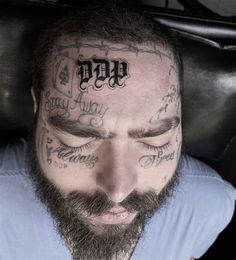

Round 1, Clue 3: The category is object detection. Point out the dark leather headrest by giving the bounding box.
[179,32,236,159]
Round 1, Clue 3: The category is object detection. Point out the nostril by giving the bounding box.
[96,171,137,203]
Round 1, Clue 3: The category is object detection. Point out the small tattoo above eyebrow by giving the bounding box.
[52,51,75,98]
[149,104,169,124]
[44,90,71,118]
[128,116,180,139]
[70,92,109,128]
[169,65,177,76]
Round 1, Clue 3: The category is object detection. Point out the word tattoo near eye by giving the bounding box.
[77,56,130,91]
[54,146,98,169]
[44,136,98,168]
[139,150,175,169]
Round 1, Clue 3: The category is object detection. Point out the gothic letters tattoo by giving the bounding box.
[77,56,130,91]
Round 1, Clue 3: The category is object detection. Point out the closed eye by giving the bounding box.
[139,141,170,152]
[59,137,101,153]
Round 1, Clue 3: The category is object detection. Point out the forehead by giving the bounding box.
[45,39,178,120]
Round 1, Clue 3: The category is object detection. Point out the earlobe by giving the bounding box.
[31,87,38,114]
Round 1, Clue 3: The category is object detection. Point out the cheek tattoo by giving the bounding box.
[54,146,98,169]
[139,150,175,169]
[44,137,98,169]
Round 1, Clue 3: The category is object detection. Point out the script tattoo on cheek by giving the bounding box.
[77,56,130,91]
[44,139,98,169]
[139,150,175,169]
[70,92,108,127]
[45,137,68,168]
[54,146,98,169]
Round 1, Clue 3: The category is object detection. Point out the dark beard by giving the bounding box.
[26,130,180,260]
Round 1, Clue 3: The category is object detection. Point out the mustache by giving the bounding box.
[65,189,163,216]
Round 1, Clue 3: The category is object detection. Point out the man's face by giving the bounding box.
[30,38,181,259]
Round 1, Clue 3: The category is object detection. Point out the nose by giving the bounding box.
[96,141,137,203]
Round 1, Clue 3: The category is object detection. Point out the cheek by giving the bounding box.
[35,123,97,194]
[137,158,178,193]
[137,131,181,192]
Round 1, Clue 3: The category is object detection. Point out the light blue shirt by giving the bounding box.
[0,139,235,260]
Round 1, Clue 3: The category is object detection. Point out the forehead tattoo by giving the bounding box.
[51,40,174,96]
[77,56,130,91]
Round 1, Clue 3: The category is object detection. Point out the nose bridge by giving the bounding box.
[96,140,137,203]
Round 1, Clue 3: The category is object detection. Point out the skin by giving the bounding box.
[33,38,182,201]
[32,38,183,257]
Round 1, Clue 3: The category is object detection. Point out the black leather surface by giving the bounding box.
[180,33,236,160]
[0,4,63,140]
[154,13,236,43]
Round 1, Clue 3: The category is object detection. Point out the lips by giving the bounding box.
[91,206,137,225]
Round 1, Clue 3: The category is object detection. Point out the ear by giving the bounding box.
[31,86,38,114]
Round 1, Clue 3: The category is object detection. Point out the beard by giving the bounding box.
[26,128,180,260]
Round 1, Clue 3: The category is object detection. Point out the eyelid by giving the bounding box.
[137,132,170,144]
[59,137,101,153]
[59,136,97,148]
[53,125,101,143]
[142,129,174,140]
[139,141,170,152]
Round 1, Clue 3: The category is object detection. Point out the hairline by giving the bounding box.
[32,10,183,104]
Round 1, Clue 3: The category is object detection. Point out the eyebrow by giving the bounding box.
[49,115,180,139]
[128,116,180,138]
[49,116,109,138]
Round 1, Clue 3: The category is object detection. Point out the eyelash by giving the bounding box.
[140,142,170,152]
[59,138,100,153]
[59,139,170,154]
